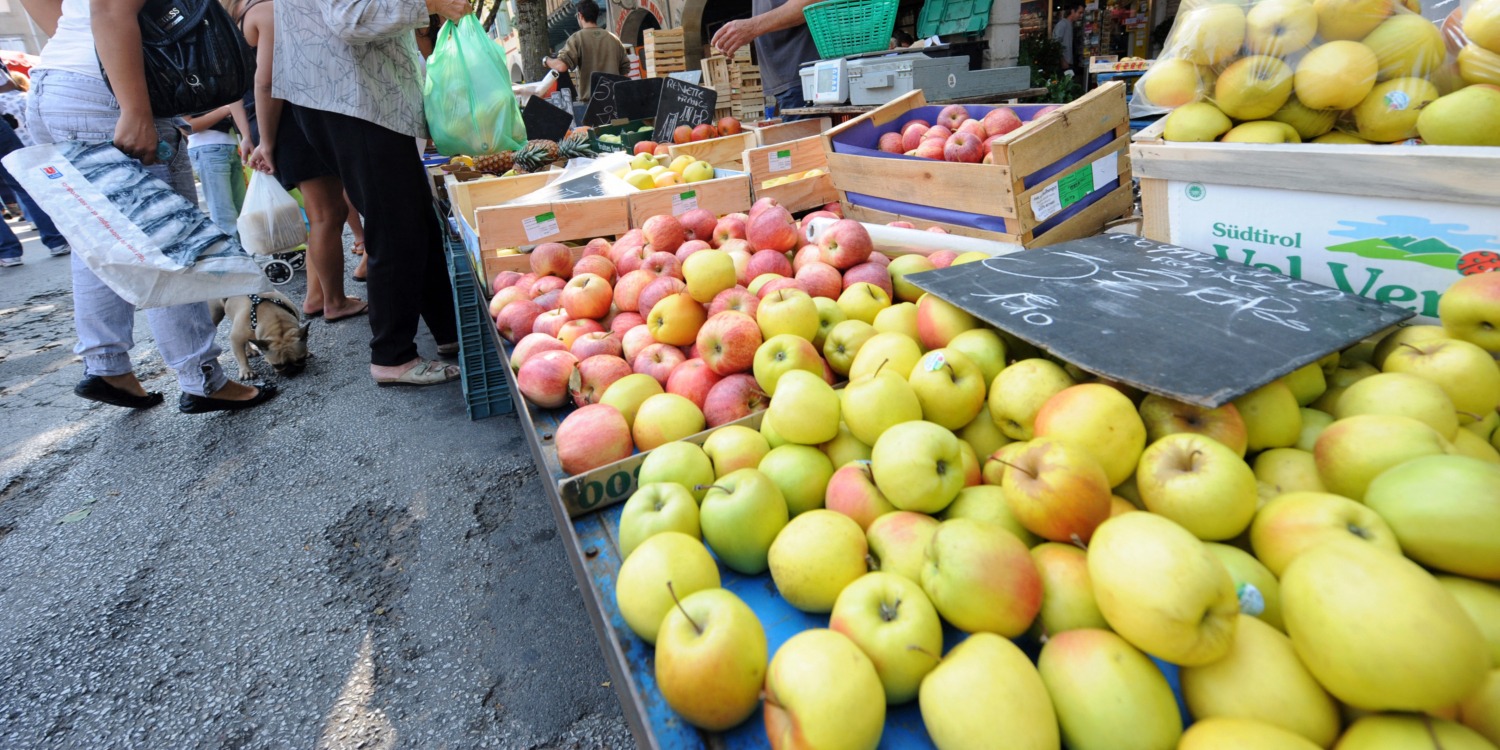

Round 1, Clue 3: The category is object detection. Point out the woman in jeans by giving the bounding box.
[19,0,274,412]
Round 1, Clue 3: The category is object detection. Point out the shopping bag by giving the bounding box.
[2,141,271,308]
[423,14,527,156]
[237,171,307,255]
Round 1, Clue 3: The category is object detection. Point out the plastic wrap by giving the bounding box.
[497,154,638,206]
[1133,0,1500,146]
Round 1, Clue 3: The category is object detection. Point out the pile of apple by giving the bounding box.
[1144,0,1500,146]
[616,150,719,190]
[873,103,1053,164]
[605,268,1500,749]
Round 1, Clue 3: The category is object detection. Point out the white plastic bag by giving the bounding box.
[237,171,308,255]
[2,141,271,308]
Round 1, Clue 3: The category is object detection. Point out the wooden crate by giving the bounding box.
[745,135,837,213]
[666,130,758,170]
[820,82,1133,247]
[643,28,686,78]
[1132,137,1500,323]
[447,172,631,256]
[627,169,752,225]
[750,117,830,147]
[700,55,729,88]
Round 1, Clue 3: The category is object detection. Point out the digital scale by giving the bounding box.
[800,47,1030,107]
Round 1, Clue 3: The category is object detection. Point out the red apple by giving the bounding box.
[718,117,743,135]
[758,276,802,299]
[727,248,754,286]
[556,403,632,474]
[675,239,712,263]
[611,230,645,263]
[747,204,799,253]
[749,196,781,222]
[633,342,687,387]
[1034,105,1061,118]
[822,202,843,217]
[842,262,893,297]
[672,125,693,144]
[697,311,764,376]
[982,107,1023,137]
[489,286,527,318]
[633,139,659,156]
[691,123,715,141]
[878,132,905,153]
[981,133,1006,158]
[571,330,623,360]
[621,324,657,362]
[708,286,760,318]
[801,210,840,227]
[866,251,891,267]
[789,245,821,274]
[796,262,844,299]
[529,275,567,299]
[496,299,543,342]
[532,308,572,339]
[703,373,770,427]
[610,311,646,337]
[901,121,931,151]
[615,244,651,275]
[638,276,688,317]
[572,254,616,284]
[913,139,946,160]
[561,273,613,320]
[957,119,989,140]
[583,237,613,258]
[937,104,970,130]
[926,226,949,234]
[928,250,959,268]
[944,132,984,163]
[517,349,578,408]
[654,143,671,157]
[678,208,718,243]
[887,221,916,229]
[641,214,687,256]
[529,243,573,278]
[557,318,604,349]
[492,270,523,293]
[641,250,682,279]
[532,289,562,311]
[923,125,953,142]
[511,332,568,372]
[713,216,747,247]
[613,269,662,312]
[816,218,874,269]
[748,249,794,279]
[667,358,724,409]
[572,354,633,407]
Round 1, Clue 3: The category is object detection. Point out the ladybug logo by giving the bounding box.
[1458,251,1500,276]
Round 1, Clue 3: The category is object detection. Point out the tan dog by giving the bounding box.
[210,292,310,379]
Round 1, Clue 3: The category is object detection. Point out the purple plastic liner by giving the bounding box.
[830,103,1121,236]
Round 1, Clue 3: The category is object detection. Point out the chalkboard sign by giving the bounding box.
[522,95,574,142]
[653,77,718,142]
[907,234,1414,407]
[580,73,662,127]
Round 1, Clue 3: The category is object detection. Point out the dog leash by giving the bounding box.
[247,294,301,329]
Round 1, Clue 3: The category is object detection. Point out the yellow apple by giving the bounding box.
[1140,57,1212,107]
[1454,427,1500,463]
[764,629,885,749]
[908,348,987,430]
[768,509,868,613]
[1364,14,1447,80]
[1418,83,1500,146]
[1250,490,1402,576]
[700,468,790,575]
[1221,120,1302,143]
[1281,538,1489,711]
[919,633,1059,750]
[600,373,665,430]
[951,251,989,265]
[1252,447,1325,495]
[1245,0,1317,57]
[1030,544,1109,636]
[957,407,1010,461]
[989,358,1075,440]
[633,393,706,451]
[940,485,1041,547]
[849,331,923,382]
[1460,43,1500,86]
[1334,371,1459,439]
[647,292,707,346]
[1088,513,1240,666]
[1205,542,1285,631]
[841,368,922,446]
[828,572,943,705]
[1173,4,1248,65]
[920,518,1041,636]
[618,483,701,560]
[1038,629,1184,750]
[866,510,939,583]
[1353,77,1440,142]
[1440,271,1500,353]
[682,249,736,303]
[682,160,714,183]
[623,168,657,190]
[1364,454,1500,580]
[652,171,681,188]
[836,282,891,325]
[1162,101,1234,141]
[615,531,721,644]
[767,370,840,446]
[1384,337,1500,425]
[1281,362,1327,406]
[1312,0,1391,41]
[1137,432,1259,540]
[1338,714,1497,749]
[1233,380,1303,452]
[703,424,771,477]
[1035,383,1148,487]
[1295,40,1380,111]
[872,301,920,340]
[1296,408,1333,452]
[758,444,835,516]
[821,423,872,468]
[1269,95,1338,139]
[757,288,819,342]
[655,588,767,730]
[668,154,695,175]
[1216,55,1295,120]
[1001,437,1113,544]
[823,319,877,376]
[871,420,966,513]
[887,255,935,303]
[1439,576,1500,666]
[1178,717,1324,750]
[947,328,1006,385]
[1138,394,1249,456]
[1458,669,1500,745]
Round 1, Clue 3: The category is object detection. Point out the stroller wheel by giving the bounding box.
[264,260,294,285]
[288,253,306,270]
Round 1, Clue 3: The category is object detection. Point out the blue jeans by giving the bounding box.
[29,69,229,397]
[775,83,806,122]
[0,118,68,259]
[188,143,244,238]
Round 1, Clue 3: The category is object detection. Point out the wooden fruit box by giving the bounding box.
[1131,137,1500,324]
[476,244,587,290]
[750,116,831,147]
[447,171,631,258]
[745,135,837,213]
[820,82,1134,247]
[665,130,758,170]
[627,168,752,225]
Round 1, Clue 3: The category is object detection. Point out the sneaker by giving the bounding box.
[48,244,71,257]
[0,257,21,267]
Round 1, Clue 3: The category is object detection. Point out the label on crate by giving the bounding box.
[671,190,699,215]
[1030,152,1121,222]
[522,211,560,242]
[769,149,793,173]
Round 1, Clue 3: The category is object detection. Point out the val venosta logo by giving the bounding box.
[1325,216,1500,276]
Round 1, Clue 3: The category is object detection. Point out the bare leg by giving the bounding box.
[346,190,368,280]
[301,176,365,319]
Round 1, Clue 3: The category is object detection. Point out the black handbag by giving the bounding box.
[102,0,256,118]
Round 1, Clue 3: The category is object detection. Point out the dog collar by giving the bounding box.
[247,294,301,329]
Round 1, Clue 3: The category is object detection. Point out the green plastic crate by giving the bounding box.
[804,0,899,59]
[916,0,993,38]
[590,119,656,154]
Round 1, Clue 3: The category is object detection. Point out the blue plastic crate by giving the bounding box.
[444,234,514,419]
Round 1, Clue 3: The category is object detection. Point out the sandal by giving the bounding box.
[375,359,460,387]
[325,300,369,322]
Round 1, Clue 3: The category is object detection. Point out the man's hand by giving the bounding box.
[239,138,255,164]
[114,111,159,165]
[711,18,760,57]
[426,0,469,22]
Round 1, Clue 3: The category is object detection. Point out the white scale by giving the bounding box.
[809,58,848,105]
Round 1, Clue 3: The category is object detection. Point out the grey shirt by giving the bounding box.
[1054,17,1075,70]
[751,0,823,95]
[272,0,430,139]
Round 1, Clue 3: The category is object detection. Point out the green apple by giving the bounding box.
[946,329,1006,385]
[757,288,820,342]
[957,409,1010,463]
[958,441,981,487]
[1233,380,1303,452]
[872,302,920,341]
[1438,576,1500,667]
[1440,272,1500,354]
[820,422,872,468]
[1338,715,1496,750]
[837,282,892,325]
[599,372,665,430]
[752,333,823,396]
[1384,338,1500,425]
[841,368,922,446]
[758,444,835,516]
[633,393,706,451]
[907,348,986,430]
[919,633,1059,750]
[1314,414,1451,501]
[1335,371,1460,439]
[1088,512,1240,666]
[764,630,885,749]
[767,370,840,445]
[849,331,922,382]
[1249,490,1401,576]
[1181,614,1340,747]
[810,296,845,351]
[829,572,943,705]
[639,441,716,501]
[871,420,966,513]
[823,319,877,376]
[920,518,1041,636]
[1252,447,1326,496]
[1034,383,1148,488]
[699,468,790,575]
[682,249,736,303]
[866,510,940,583]
[655,588,767,731]
[702,424,771,478]
[1454,428,1500,463]
[618,483,701,559]
[1137,432,1258,541]
[941,485,1041,546]
[1174,4,1247,65]
[1457,669,1500,746]
[1222,120,1302,143]
[886,255,935,302]
[1310,360,1379,413]
[1295,407,1334,452]
[1281,538,1488,711]
[1000,437,1112,544]
[1364,455,1500,580]
[988,358,1075,441]
[1138,395,1249,457]
[1162,101,1234,142]
[760,412,788,448]
[1205,543,1284,631]
[1029,544,1108,637]
[1281,362,1327,406]
[615,531,721,644]
[1178,718,1324,750]
[768,509,868,613]
[1039,628,1184,750]
[915,293,978,350]
[826,461,897,530]
[1372,324,1449,368]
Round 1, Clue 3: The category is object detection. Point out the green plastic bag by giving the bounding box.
[423,15,527,156]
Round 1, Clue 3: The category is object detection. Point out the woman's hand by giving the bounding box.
[113,110,159,165]
[248,142,275,174]
[426,0,469,21]
[240,138,255,165]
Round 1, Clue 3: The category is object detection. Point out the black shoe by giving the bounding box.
[178,383,279,414]
[74,375,164,409]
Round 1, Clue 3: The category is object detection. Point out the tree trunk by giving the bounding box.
[515,0,551,83]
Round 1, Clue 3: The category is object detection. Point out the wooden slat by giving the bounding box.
[752,117,831,147]
[745,135,827,180]
[475,196,631,251]
[822,89,926,144]
[446,172,555,227]
[1022,183,1136,247]
[824,151,1017,218]
[998,81,1127,179]
[627,172,752,225]
[1139,177,1170,243]
[757,173,838,213]
[666,130,758,169]
[1012,133,1132,231]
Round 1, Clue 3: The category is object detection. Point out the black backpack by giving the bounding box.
[103,0,256,118]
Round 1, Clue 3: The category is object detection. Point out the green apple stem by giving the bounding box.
[695,484,730,494]
[906,644,939,660]
[879,597,901,622]
[1069,533,1087,551]
[875,358,889,376]
[992,458,1036,479]
[1457,410,1484,422]
[1421,714,1442,749]
[666,580,703,636]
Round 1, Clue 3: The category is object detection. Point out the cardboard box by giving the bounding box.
[745,135,838,213]
[1132,135,1500,324]
[821,82,1134,248]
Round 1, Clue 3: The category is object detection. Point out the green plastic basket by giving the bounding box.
[803,0,900,60]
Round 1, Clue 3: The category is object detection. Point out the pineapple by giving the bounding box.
[471,151,514,174]
[558,131,597,161]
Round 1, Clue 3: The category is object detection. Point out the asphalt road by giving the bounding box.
[0,222,633,749]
